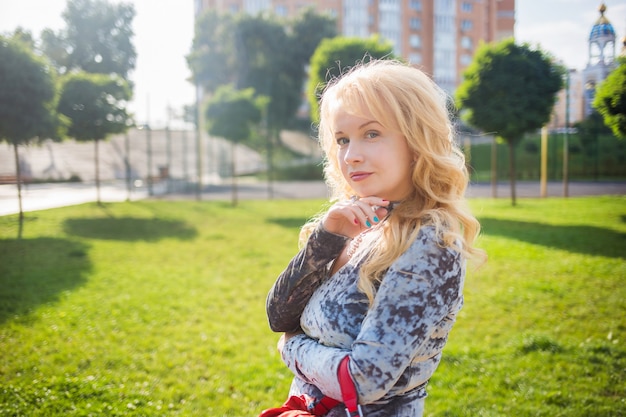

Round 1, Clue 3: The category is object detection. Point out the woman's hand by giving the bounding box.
[277,330,304,354]
[322,196,390,238]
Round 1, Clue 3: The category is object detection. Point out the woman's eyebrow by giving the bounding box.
[334,120,379,135]
[359,121,378,129]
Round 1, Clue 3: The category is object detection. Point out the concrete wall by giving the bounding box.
[0,128,264,184]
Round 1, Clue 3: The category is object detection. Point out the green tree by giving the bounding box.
[307,36,396,122]
[0,36,64,227]
[187,10,236,92]
[57,72,132,204]
[456,39,563,205]
[205,85,267,206]
[290,8,337,68]
[41,0,136,78]
[593,57,626,139]
[189,10,335,132]
[189,10,335,194]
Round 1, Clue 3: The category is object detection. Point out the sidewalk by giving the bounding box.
[0,182,148,217]
[1,180,625,216]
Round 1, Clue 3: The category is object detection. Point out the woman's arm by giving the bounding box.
[279,227,464,402]
[266,224,350,332]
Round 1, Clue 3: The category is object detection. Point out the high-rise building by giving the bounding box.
[195,0,515,94]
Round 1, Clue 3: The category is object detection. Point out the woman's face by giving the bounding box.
[331,106,415,201]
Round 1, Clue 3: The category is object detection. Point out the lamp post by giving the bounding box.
[540,126,548,198]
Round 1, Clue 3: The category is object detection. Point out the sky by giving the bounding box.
[1,0,625,129]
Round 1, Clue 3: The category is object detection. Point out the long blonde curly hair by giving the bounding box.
[302,59,483,305]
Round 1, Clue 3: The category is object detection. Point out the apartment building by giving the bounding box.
[194,0,516,94]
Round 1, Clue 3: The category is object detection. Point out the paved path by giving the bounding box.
[0,182,147,217]
[1,180,624,216]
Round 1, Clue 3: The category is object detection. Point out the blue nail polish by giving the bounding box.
[365,220,372,227]
[373,216,379,223]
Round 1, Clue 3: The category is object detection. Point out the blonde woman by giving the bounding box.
[266,59,483,416]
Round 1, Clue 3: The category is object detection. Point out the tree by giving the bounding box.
[187,10,236,92]
[456,39,563,205]
[593,57,626,139]
[188,9,336,132]
[205,85,267,206]
[290,8,338,68]
[41,0,136,78]
[307,36,396,122]
[0,36,64,229]
[57,72,132,204]
[189,10,336,196]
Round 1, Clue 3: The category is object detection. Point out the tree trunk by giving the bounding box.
[508,141,517,206]
[125,132,131,201]
[491,136,497,198]
[95,138,101,205]
[231,141,238,207]
[13,143,24,238]
[267,128,275,200]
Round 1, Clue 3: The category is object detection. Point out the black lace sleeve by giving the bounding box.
[266,224,350,332]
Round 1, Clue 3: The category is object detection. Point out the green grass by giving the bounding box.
[0,196,625,416]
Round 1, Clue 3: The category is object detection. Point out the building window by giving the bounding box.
[409,0,422,12]
[460,54,472,66]
[410,34,421,49]
[461,19,473,31]
[409,53,422,64]
[461,36,472,50]
[410,17,422,30]
[343,0,370,38]
[274,5,287,16]
[461,2,473,13]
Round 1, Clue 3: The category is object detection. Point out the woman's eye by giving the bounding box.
[336,137,349,146]
[365,131,379,139]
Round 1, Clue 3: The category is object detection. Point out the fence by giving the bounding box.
[464,132,626,182]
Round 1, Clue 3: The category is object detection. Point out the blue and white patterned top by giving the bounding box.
[267,223,465,416]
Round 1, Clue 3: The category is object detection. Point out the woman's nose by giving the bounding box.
[343,142,363,164]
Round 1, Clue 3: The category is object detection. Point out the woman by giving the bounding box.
[266,59,483,416]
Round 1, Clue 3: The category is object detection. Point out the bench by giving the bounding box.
[0,175,31,185]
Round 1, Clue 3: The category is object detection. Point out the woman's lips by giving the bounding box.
[350,171,371,181]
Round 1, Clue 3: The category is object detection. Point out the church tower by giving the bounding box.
[583,3,617,116]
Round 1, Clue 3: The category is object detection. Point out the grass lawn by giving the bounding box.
[0,196,624,416]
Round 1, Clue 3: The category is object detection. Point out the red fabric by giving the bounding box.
[338,356,359,414]
[260,355,358,417]
[259,393,340,417]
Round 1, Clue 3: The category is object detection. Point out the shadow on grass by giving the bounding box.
[63,217,197,241]
[480,217,626,258]
[0,238,91,324]
[267,217,310,230]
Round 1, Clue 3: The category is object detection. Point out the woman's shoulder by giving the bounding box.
[411,224,445,248]
[404,224,463,263]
